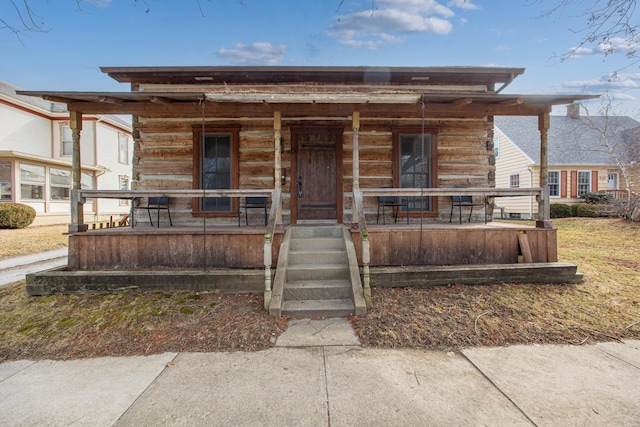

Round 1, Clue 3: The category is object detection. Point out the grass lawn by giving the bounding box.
[0,225,68,259]
[0,218,638,361]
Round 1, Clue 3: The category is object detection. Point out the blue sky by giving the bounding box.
[1,0,639,116]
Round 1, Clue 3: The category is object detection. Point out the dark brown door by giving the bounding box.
[294,130,339,221]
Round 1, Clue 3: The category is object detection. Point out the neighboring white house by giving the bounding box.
[494,104,640,219]
[0,80,133,225]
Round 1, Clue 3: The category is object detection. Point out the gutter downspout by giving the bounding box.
[527,165,534,220]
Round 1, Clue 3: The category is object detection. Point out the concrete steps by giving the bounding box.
[269,225,366,318]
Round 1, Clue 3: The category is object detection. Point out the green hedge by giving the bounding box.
[550,203,600,218]
[550,203,572,218]
[575,204,600,217]
[0,203,37,229]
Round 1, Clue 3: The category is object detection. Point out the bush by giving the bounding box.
[571,204,580,217]
[580,191,611,204]
[575,204,600,217]
[0,203,37,229]
[550,203,572,218]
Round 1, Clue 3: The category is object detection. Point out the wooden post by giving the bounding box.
[274,111,282,191]
[351,111,360,224]
[537,112,552,228]
[69,111,87,233]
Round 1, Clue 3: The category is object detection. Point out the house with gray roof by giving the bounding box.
[1,80,133,225]
[494,104,640,219]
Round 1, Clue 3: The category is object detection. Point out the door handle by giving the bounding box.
[297,176,303,198]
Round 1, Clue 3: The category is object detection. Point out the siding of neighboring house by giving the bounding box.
[495,111,640,218]
[494,127,536,219]
[0,81,133,225]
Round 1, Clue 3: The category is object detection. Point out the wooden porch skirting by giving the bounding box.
[67,226,284,271]
[24,222,578,296]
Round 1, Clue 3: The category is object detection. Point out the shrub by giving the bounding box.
[550,203,572,218]
[0,203,37,229]
[575,204,600,217]
[580,191,611,204]
[570,204,580,217]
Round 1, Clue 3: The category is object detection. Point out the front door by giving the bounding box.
[292,128,342,222]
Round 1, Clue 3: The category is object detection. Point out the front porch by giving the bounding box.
[26,220,581,297]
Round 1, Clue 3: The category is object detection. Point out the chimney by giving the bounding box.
[567,103,580,119]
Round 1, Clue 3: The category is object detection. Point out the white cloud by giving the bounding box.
[328,0,473,49]
[494,44,510,52]
[568,35,640,59]
[447,0,479,10]
[217,42,286,65]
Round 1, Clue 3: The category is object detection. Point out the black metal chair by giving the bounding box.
[449,195,485,224]
[238,196,268,226]
[137,196,172,227]
[377,196,409,224]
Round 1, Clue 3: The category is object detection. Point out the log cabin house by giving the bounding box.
[20,66,594,317]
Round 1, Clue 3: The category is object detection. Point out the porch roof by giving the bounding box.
[98,65,526,90]
[16,90,597,117]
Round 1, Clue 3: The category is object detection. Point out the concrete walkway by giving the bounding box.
[1,318,638,426]
[0,248,67,286]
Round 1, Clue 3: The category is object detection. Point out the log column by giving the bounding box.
[274,111,282,191]
[351,111,360,224]
[537,112,552,228]
[69,111,88,233]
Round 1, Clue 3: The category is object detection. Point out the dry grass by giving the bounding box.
[352,218,640,348]
[0,218,638,361]
[0,225,68,259]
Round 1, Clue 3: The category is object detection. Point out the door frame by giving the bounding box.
[290,126,343,224]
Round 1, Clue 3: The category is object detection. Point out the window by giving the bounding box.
[193,127,239,214]
[578,171,591,196]
[548,171,560,197]
[393,129,436,212]
[0,162,11,201]
[61,126,73,156]
[80,172,95,203]
[50,168,71,200]
[493,136,500,158]
[509,173,520,189]
[119,175,129,205]
[119,134,129,164]
[20,164,45,200]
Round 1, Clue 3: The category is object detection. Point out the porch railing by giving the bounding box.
[351,187,548,307]
[76,188,281,306]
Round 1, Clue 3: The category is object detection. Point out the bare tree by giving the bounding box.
[538,0,640,72]
[568,95,640,220]
[1,0,248,43]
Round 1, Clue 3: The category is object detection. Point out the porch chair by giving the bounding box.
[449,195,486,224]
[238,196,268,226]
[377,196,410,224]
[137,196,173,227]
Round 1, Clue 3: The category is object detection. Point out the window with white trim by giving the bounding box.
[509,173,520,189]
[0,162,11,201]
[61,126,73,156]
[548,171,560,197]
[578,171,591,196]
[493,136,500,158]
[50,168,71,200]
[119,134,129,165]
[20,164,45,200]
[119,175,129,206]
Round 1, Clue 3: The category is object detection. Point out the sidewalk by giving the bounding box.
[0,248,67,286]
[1,318,638,426]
